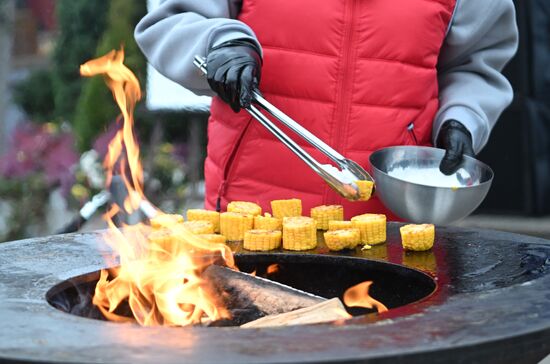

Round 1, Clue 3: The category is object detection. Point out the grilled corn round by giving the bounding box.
[182,220,215,234]
[198,234,227,244]
[355,180,374,201]
[220,212,254,241]
[310,205,344,230]
[186,209,220,233]
[243,230,282,251]
[328,220,353,231]
[324,228,361,251]
[227,201,262,216]
[282,216,317,251]
[150,214,184,229]
[400,224,435,251]
[254,213,282,230]
[351,213,386,245]
[271,198,302,219]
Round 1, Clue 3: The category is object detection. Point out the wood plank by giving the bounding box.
[241,298,350,328]
[202,265,325,326]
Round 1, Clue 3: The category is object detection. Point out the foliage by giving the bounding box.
[146,142,188,212]
[0,123,78,194]
[51,0,109,122]
[12,69,56,123]
[0,123,78,240]
[72,0,147,151]
[11,0,108,124]
[0,174,49,241]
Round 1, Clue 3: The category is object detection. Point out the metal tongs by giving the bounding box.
[193,56,375,201]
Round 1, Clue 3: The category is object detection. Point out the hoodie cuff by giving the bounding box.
[433,106,489,154]
[209,27,263,57]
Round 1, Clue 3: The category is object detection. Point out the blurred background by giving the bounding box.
[0,0,548,242]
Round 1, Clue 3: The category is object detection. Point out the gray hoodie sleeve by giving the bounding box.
[434,0,519,153]
[134,0,255,95]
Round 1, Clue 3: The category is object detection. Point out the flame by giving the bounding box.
[343,281,388,313]
[81,49,235,326]
[267,263,279,275]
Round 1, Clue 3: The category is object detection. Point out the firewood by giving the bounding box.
[241,298,350,328]
[202,265,324,326]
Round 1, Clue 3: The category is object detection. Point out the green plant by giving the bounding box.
[72,0,147,151]
[12,70,55,123]
[51,0,109,122]
[0,175,49,241]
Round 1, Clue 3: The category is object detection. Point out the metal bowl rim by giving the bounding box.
[369,146,494,190]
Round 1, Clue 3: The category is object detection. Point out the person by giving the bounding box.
[134,0,518,219]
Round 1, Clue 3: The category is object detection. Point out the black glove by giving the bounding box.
[436,120,475,175]
[206,39,262,113]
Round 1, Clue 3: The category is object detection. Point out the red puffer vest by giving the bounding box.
[204,0,456,219]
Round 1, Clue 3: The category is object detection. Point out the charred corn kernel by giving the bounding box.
[400,224,435,251]
[186,209,220,233]
[198,234,227,244]
[328,220,353,231]
[355,180,374,201]
[323,229,361,251]
[310,205,344,230]
[271,198,302,219]
[150,214,184,229]
[254,213,282,230]
[351,214,386,245]
[182,220,214,234]
[282,216,317,251]
[219,212,254,241]
[243,230,282,251]
[227,201,262,216]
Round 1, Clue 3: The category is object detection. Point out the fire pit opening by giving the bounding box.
[46,253,436,325]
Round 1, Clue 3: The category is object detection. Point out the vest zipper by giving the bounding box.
[407,122,419,145]
[327,0,358,205]
[216,118,253,211]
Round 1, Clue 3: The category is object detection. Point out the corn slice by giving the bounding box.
[243,230,282,251]
[219,212,254,241]
[400,224,435,251]
[150,214,184,229]
[186,209,220,233]
[254,213,282,230]
[356,180,374,201]
[282,216,317,251]
[198,234,227,244]
[227,201,262,216]
[328,220,353,231]
[351,214,386,245]
[310,205,344,230]
[148,229,173,247]
[147,229,174,261]
[271,198,302,219]
[182,220,215,234]
[324,228,361,251]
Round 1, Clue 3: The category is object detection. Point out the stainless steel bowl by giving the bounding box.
[370,146,494,225]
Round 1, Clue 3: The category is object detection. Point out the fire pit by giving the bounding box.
[1,223,549,363]
[46,252,436,322]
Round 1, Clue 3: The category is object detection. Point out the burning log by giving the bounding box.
[202,265,325,326]
[241,298,350,328]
